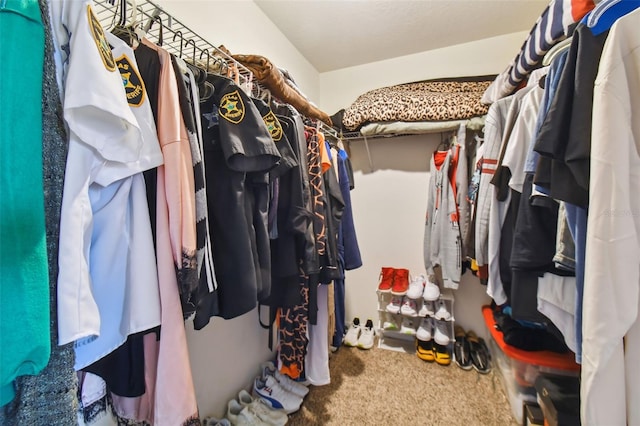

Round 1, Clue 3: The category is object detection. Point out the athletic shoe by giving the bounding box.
[400,298,418,317]
[377,267,395,292]
[261,362,309,399]
[203,417,232,426]
[391,268,409,295]
[382,313,399,331]
[357,319,375,349]
[343,318,361,347]
[400,317,416,335]
[467,331,492,374]
[422,278,440,301]
[226,399,264,425]
[434,342,452,366]
[416,317,433,341]
[454,325,472,371]
[406,274,426,299]
[434,299,451,321]
[416,339,435,362]
[238,389,288,426]
[253,376,302,414]
[386,296,403,314]
[433,319,452,346]
[418,300,435,317]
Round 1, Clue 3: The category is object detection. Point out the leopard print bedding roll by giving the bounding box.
[342,77,494,131]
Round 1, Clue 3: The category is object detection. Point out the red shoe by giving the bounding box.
[391,268,409,296]
[377,267,395,292]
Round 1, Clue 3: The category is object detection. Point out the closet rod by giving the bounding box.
[94,0,254,89]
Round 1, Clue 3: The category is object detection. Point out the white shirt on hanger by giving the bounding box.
[54,1,162,361]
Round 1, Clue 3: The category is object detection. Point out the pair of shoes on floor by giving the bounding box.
[453,326,491,373]
[416,317,452,345]
[416,340,451,366]
[343,317,375,349]
[226,388,289,425]
[261,361,309,399]
[377,267,410,295]
[405,274,441,301]
[253,362,308,415]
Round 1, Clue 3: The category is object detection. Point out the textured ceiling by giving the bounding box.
[254,0,548,72]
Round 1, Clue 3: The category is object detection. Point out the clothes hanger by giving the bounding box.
[110,0,139,46]
[437,131,454,151]
[146,15,163,46]
[200,49,211,71]
[542,37,572,66]
[185,39,197,65]
[172,30,184,57]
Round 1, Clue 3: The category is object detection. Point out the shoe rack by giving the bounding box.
[376,288,456,353]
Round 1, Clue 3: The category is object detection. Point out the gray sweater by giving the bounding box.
[423,134,467,289]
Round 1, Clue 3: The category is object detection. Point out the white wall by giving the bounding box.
[318,31,529,114]
[150,1,321,419]
[345,135,493,339]
[321,32,532,339]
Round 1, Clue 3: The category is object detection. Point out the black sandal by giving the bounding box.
[454,325,472,370]
[467,330,492,374]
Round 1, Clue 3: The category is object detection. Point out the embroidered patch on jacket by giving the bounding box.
[116,54,145,107]
[262,111,283,141]
[219,90,245,124]
[87,5,116,72]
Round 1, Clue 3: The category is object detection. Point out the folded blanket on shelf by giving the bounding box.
[359,116,486,137]
[341,76,494,131]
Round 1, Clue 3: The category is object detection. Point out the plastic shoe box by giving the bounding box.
[481,306,580,422]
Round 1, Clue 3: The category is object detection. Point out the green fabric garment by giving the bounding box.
[0,0,50,407]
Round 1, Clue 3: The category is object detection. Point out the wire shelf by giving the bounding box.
[94,0,253,90]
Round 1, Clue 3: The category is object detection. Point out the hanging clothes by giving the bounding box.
[0,0,77,422]
[0,0,50,407]
[134,37,200,426]
[583,6,640,425]
[71,31,163,373]
[198,73,280,322]
[423,130,467,290]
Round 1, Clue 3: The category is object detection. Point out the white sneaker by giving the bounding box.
[342,318,361,347]
[434,299,451,321]
[433,319,452,345]
[400,317,417,335]
[238,389,288,426]
[253,376,302,414]
[203,417,232,426]
[357,319,375,349]
[382,313,399,331]
[423,278,440,301]
[416,317,433,341]
[261,361,309,399]
[400,298,418,316]
[418,300,435,317]
[386,296,402,314]
[227,399,265,426]
[406,274,426,299]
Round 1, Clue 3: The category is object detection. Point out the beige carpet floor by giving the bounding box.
[287,344,518,426]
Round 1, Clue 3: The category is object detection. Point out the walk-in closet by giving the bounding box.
[2,0,638,425]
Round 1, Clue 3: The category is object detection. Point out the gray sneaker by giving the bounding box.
[203,416,232,426]
[238,389,288,425]
[227,399,266,425]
